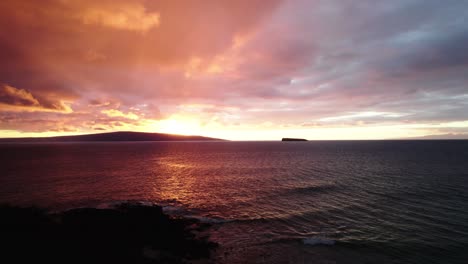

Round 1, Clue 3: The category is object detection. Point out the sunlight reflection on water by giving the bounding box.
[1,141,468,263]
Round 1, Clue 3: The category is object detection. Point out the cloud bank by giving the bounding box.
[1,0,467,139]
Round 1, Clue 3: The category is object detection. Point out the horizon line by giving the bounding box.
[0,130,468,141]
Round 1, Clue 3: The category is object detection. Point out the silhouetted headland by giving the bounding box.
[282,138,308,141]
[0,202,217,263]
[0,131,224,142]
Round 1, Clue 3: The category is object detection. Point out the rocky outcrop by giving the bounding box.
[0,202,217,263]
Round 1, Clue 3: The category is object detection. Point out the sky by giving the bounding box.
[1,0,468,140]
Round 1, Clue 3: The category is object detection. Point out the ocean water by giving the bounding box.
[1,141,468,263]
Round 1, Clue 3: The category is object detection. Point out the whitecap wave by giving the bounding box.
[161,205,186,214]
[95,200,156,209]
[160,204,228,224]
[93,200,228,225]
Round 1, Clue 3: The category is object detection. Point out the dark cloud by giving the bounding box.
[401,29,468,72]
[0,84,71,112]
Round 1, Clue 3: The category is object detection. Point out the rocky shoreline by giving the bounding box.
[0,202,217,263]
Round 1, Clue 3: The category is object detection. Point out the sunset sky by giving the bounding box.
[1,0,468,140]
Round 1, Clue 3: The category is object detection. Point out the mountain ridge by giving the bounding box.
[0,131,225,142]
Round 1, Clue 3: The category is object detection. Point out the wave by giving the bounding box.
[189,215,231,224]
[95,200,156,210]
[260,236,337,247]
[67,200,231,225]
[302,237,336,246]
[161,205,187,214]
[274,184,337,198]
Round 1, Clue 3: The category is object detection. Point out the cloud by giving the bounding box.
[80,3,160,32]
[0,84,39,106]
[0,84,72,113]
[1,0,468,138]
[102,109,139,120]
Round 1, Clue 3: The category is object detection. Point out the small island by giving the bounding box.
[282,138,308,141]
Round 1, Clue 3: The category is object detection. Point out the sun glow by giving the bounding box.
[155,117,202,136]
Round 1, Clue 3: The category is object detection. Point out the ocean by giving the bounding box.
[1,141,467,263]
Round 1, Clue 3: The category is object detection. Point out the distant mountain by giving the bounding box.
[0,131,225,142]
[401,133,468,140]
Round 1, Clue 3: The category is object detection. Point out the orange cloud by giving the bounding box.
[80,3,160,32]
[101,109,139,120]
[0,84,39,106]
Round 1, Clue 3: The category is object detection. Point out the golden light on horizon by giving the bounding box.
[0,1,467,140]
[155,116,202,136]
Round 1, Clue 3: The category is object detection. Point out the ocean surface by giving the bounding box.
[1,141,468,263]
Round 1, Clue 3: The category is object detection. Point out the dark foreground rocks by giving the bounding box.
[0,203,217,263]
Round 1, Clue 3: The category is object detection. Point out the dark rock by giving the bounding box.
[0,203,217,264]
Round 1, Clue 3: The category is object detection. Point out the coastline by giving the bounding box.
[0,202,217,263]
